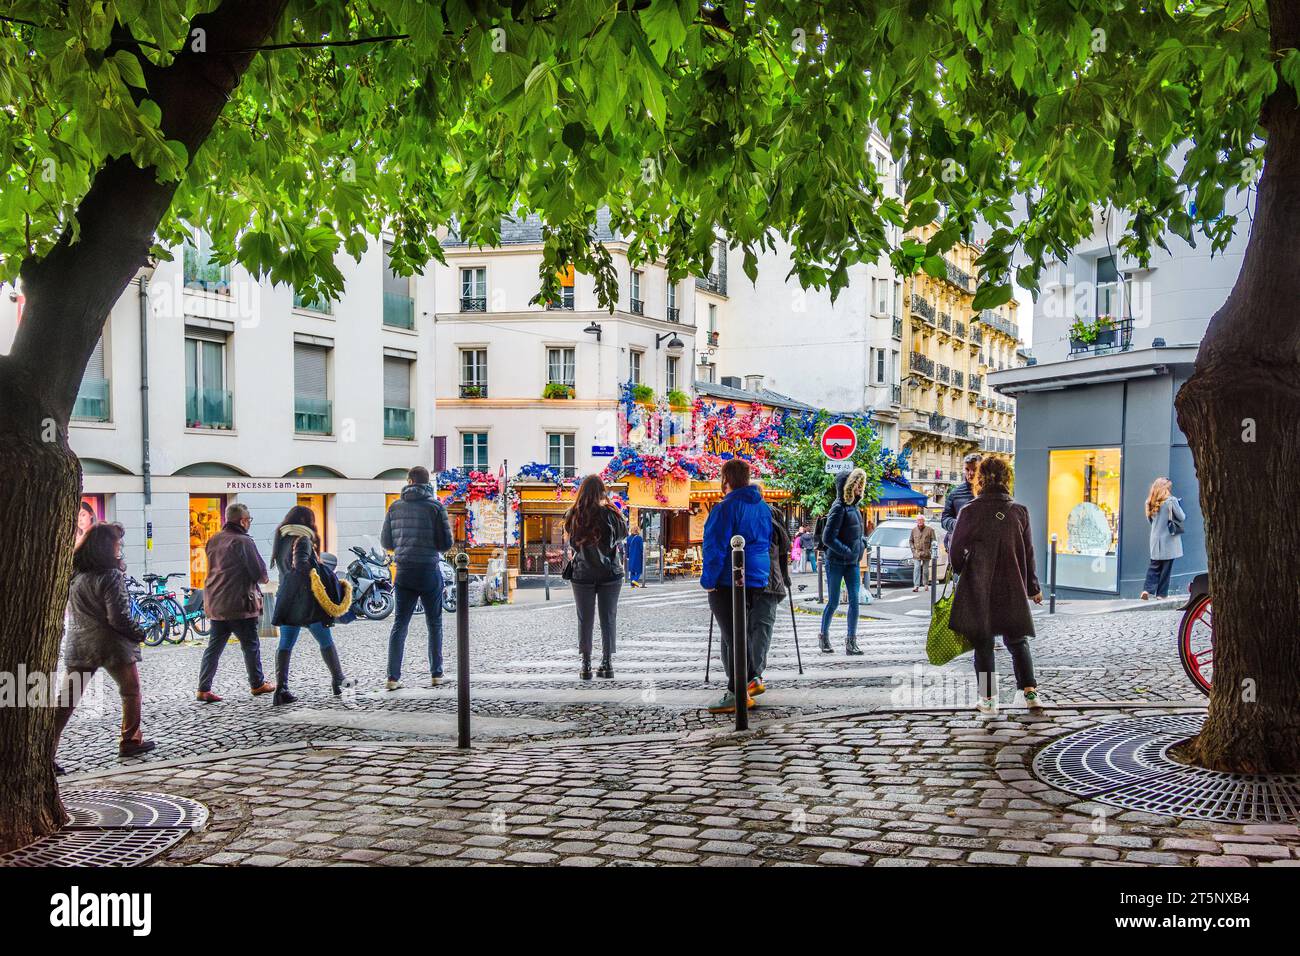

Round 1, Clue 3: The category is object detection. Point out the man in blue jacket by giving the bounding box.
[700,459,771,714]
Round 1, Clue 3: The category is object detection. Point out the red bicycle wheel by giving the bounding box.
[1178,595,1213,696]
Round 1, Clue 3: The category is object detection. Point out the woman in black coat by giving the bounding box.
[948,457,1045,715]
[270,506,354,704]
[563,475,627,680]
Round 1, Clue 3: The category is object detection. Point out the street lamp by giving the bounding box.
[583,320,603,343]
[655,331,684,352]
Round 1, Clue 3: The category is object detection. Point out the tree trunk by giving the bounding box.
[0,0,289,854]
[1173,0,1300,773]
[0,370,80,849]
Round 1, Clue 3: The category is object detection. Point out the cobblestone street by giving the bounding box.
[69,707,1299,868]
[57,579,1199,776]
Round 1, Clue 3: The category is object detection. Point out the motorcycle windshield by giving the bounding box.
[359,535,394,577]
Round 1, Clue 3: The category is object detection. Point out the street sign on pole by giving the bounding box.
[820,423,857,461]
[824,460,852,474]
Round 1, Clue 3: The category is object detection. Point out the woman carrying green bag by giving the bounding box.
[948,457,1045,716]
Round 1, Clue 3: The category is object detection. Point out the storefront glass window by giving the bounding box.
[297,494,328,551]
[1047,448,1122,592]
[189,496,225,587]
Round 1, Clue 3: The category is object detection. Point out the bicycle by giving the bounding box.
[140,572,189,643]
[179,586,210,638]
[127,577,169,647]
[1177,572,1212,696]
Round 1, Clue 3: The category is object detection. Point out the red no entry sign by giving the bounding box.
[820,423,857,460]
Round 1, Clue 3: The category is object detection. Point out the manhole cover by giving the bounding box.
[0,828,191,867]
[1033,714,1300,823]
[64,789,208,830]
[0,790,206,867]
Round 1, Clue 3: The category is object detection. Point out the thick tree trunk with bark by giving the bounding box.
[1173,0,1300,773]
[0,0,289,854]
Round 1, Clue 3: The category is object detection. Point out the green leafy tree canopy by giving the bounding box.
[771,411,883,516]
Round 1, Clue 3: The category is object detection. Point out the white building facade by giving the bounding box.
[1,235,437,587]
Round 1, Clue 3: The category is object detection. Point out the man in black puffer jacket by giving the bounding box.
[381,466,454,690]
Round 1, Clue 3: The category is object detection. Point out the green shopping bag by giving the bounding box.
[926,573,972,665]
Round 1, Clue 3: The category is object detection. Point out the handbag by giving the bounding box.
[926,573,972,666]
[308,555,353,619]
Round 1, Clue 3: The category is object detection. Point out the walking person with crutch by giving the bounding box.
[701,459,771,714]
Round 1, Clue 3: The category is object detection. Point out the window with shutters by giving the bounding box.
[628,349,643,385]
[666,356,679,391]
[184,332,231,428]
[73,336,111,422]
[547,433,576,477]
[383,356,415,441]
[462,432,488,470]
[546,347,575,386]
[293,343,332,435]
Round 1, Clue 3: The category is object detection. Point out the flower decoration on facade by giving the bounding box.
[877,446,913,486]
[434,467,520,546]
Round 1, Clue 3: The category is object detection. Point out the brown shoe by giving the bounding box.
[250,681,276,696]
[119,739,156,758]
[195,690,223,703]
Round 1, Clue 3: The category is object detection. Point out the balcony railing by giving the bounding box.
[891,315,903,339]
[72,378,111,422]
[976,309,1020,341]
[546,289,575,310]
[294,397,333,435]
[970,326,983,345]
[955,421,969,438]
[384,406,415,441]
[459,382,487,399]
[1069,316,1135,356]
[630,297,644,315]
[954,320,966,339]
[939,312,952,334]
[953,370,964,389]
[969,374,983,391]
[891,383,902,405]
[459,296,487,313]
[667,306,680,323]
[910,294,935,322]
[696,272,727,295]
[384,291,415,328]
[186,386,233,429]
[945,258,973,291]
[909,352,935,377]
[937,364,951,384]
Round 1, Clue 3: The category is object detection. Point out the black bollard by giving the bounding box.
[455,552,471,749]
[874,545,883,599]
[930,545,938,606]
[543,554,551,602]
[730,535,748,732]
[1049,534,1058,614]
[817,553,824,605]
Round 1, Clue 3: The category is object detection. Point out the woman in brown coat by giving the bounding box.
[948,457,1045,715]
[54,522,155,773]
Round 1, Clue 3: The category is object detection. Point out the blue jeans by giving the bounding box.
[820,562,860,638]
[387,573,444,681]
[278,622,334,651]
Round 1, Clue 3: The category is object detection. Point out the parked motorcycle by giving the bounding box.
[342,542,395,620]
[413,557,458,614]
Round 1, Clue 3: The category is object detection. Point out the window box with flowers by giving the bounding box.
[667,389,691,410]
[631,384,655,404]
[1070,314,1118,351]
[543,382,575,399]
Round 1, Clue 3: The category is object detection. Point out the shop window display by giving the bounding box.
[1047,448,1121,592]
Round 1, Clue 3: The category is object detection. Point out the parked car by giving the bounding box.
[864,516,949,584]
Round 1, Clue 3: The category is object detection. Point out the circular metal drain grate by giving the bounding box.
[1033,714,1300,823]
[0,790,207,867]
[63,789,208,830]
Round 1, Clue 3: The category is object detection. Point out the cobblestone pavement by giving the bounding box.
[56,580,1201,775]
[69,707,1298,868]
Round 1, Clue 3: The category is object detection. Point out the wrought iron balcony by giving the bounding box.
[909,352,935,377]
[891,315,903,339]
[945,258,973,291]
[953,370,964,388]
[910,294,935,322]
[459,296,487,313]
[1068,316,1135,356]
[969,374,983,391]
[937,364,950,384]
[630,297,644,315]
[459,382,487,399]
[667,306,680,323]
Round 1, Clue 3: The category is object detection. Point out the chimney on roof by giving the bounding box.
[744,374,764,392]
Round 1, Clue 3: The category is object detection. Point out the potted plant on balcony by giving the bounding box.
[631,384,654,404]
[461,384,485,398]
[1069,315,1118,351]
[666,388,691,410]
[543,382,575,399]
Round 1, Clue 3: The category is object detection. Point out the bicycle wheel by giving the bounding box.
[159,596,188,643]
[1178,594,1213,696]
[137,599,167,647]
[189,608,211,637]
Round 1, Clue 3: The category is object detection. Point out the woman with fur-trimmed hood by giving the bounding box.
[270,506,355,704]
[818,467,870,655]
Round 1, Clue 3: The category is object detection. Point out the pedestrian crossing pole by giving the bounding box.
[730,535,748,731]
[1049,534,1058,614]
[455,552,471,749]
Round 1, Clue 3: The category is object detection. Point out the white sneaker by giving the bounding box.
[1024,689,1045,711]
[386,679,403,691]
[976,696,998,715]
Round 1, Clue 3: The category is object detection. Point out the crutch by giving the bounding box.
[704,610,715,683]
[785,581,804,675]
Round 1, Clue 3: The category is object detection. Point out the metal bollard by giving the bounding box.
[930,543,938,606]
[874,545,883,599]
[543,555,551,601]
[817,554,824,605]
[730,535,748,732]
[1049,534,1058,614]
[455,552,471,749]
